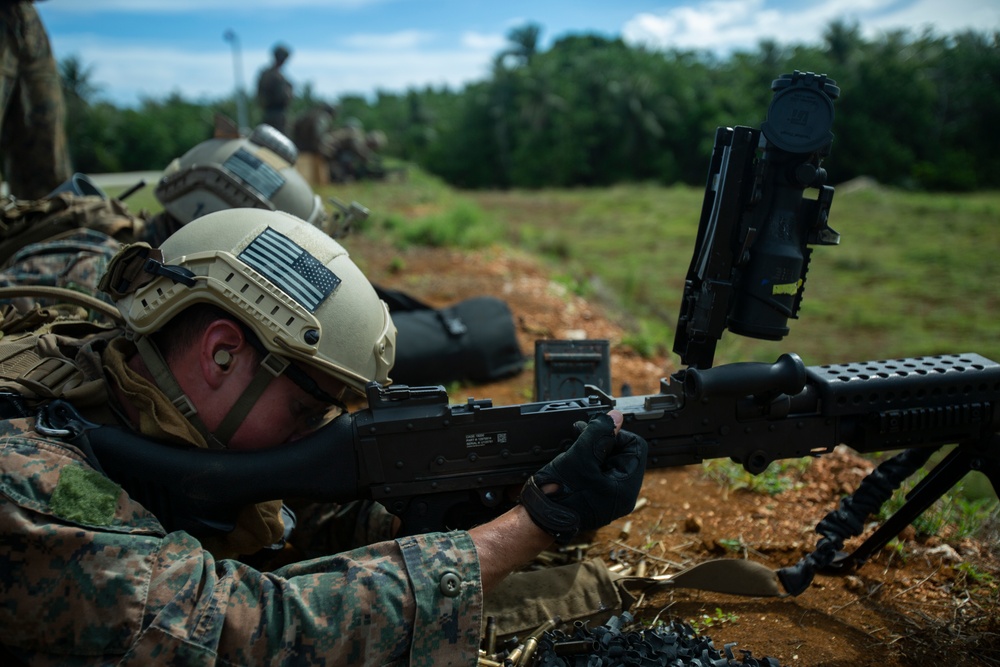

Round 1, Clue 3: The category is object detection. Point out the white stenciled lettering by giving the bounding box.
[465,432,507,448]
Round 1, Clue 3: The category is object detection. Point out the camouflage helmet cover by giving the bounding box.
[114,208,395,392]
[155,124,326,228]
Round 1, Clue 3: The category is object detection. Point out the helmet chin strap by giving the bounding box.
[134,334,287,449]
[134,335,225,449]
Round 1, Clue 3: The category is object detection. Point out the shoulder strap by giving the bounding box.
[0,286,123,324]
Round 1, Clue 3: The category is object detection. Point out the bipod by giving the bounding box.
[829,432,1000,572]
[777,432,999,596]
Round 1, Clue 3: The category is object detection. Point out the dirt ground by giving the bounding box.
[349,236,1000,666]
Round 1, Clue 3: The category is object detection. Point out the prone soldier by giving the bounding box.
[0,208,648,663]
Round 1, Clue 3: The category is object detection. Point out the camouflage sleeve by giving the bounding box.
[284,499,397,558]
[0,429,484,666]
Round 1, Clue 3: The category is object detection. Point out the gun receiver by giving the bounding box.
[349,353,1000,536]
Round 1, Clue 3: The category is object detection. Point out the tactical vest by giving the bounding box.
[0,317,119,415]
[0,192,148,266]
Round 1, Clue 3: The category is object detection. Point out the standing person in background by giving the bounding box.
[255,42,293,135]
[0,0,71,198]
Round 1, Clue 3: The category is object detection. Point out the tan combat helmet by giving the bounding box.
[155,124,326,228]
[104,208,395,446]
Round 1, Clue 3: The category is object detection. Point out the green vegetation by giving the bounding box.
[62,23,999,193]
[702,459,810,496]
[878,470,1000,540]
[318,171,1000,367]
[688,608,740,634]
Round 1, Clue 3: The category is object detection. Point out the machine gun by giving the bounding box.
[59,71,1000,596]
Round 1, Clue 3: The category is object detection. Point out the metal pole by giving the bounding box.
[223,29,249,134]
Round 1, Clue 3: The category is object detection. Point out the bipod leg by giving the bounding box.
[837,437,995,569]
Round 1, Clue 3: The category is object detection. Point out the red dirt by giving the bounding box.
[348,237,1000,666]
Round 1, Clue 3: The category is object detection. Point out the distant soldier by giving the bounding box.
[328,117,385,182]
[255,43,294,135]
[0,0,72,198]
[291,103,338,187]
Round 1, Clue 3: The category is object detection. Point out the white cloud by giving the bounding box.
[341,30,436,50]
[460,31,508,51]
[59,35,497,104]
[60,43,237,102]
[46,0,390,13]
[622,0,999,54]
[293,47,497,98]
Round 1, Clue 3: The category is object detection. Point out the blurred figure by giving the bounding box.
[328,117,386,183]
[255,43,293,134]
[0,0,72,198]
[291,102,338,187]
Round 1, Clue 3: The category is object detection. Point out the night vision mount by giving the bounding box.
[673,70,842,369]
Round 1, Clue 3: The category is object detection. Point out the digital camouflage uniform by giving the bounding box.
[0,0,71,198]
[0,227,121,319]
[0,192,157,321]
[0,327,485,665]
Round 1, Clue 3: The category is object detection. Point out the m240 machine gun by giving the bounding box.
[68,71,999,596]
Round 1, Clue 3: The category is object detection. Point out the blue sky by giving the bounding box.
[37,0,999,108]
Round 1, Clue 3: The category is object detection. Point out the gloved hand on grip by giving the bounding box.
[519,410,648,544]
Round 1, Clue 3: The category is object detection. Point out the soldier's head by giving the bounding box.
[104,208,395,450]
[366,130,388,152]
[273,43,291,65]
[154,124,326,231]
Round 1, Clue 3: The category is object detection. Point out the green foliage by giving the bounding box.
[621,319,672,360]
[877,468,999,541]
[702,458,811,496]
[390,200,499,249]
[688,608,739,634]
[955,561,996,588]
[60,22,999,192]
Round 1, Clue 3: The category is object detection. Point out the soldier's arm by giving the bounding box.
[0,435,483,664]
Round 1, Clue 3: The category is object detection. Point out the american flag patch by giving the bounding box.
[223,148,285,199]
[238,228,341,311]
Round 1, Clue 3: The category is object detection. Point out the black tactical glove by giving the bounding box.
[520,413,648,544]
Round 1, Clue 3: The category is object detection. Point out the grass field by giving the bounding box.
[268,169,999,369]
[116,167,999,368]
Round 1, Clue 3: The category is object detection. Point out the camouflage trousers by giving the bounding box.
[0,2,72,199]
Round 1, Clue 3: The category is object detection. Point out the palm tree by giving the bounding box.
[59,55,102,106]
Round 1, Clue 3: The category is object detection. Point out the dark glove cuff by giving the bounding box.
[519,477,579,545]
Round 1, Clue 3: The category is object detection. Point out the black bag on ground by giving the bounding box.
[375,285,525,386]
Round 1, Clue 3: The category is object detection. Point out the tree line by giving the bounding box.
[61,20,999,191]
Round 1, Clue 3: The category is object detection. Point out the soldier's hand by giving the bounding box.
[519,410,647,544]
